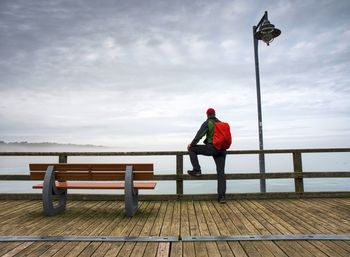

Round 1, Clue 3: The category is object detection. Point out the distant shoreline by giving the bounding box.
[0,141,107,148]
[0,141,112,151]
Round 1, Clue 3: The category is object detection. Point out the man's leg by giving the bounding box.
[188,145,216,171]
[213,151,226,199]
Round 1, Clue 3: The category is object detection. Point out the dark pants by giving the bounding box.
[188,144,226,197]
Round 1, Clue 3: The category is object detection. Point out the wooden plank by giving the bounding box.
[104,202,153,256]
[40,201,117,257]
[200,201,234,257]
[228,242,249,257]
[225,200,278,257]
[0,243,22,256]
[38,242,70,257]
[208,201,242,234]
[308,241,348,257]
[63,201,131,257]
[188,201,209,257]
[6,171,350,181]
[248,200,300,234]
[1,242,34,257]
[274,199,347,234]
[240,200,283,234]
[29,163,154,171]
[250,241,277,257]
[238,201,288,257]
[243,200,299,257]
[141,201,174,257]
[194,201,221,257]
[331,198,350,210]
[25,242,57,257]
[161,201,175,236]
[244,199,304,257]
[206,201,248,257]
[0,242,29,256]
[156,242,170,257]
[297,199,350,233]
[234,200,271,234]
[89,242,114,257]
[336,241,350,253]
[26,202,106,256]
[181,201,195,257]
[262,199,320,234]
[266,199,328,235]
[130,202,160,257]
[212,201,243,233]
[1,200,87,235]
[170,242,182,257]
[169,201,182,257]
[293,241,330,257]
[300,199,350,228]
[287,200,350,255]
[251,199,337,256]
[239,242,262,257]
[0,201,41,230]
[275,241,312,257]
[32,181,156,189]
[30,170,154,181]
[150,201,169,236]
[170,199,181,236]
[140,201,169,257]
[116,202,156,256]
[139,203,161,235]
[225,200,259,234]
[75,241,102,256]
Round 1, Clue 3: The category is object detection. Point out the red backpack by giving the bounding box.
[212,122,232,150]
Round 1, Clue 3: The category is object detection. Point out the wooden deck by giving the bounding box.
[0,198,349,257]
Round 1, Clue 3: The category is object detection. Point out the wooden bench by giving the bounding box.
[30,163,156,217]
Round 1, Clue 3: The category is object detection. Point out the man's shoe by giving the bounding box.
[218,195,226,204]
[187,170,202,177]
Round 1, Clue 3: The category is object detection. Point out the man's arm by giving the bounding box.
[190,121,208,146]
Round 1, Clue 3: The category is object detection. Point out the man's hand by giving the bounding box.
[187,144,192,151]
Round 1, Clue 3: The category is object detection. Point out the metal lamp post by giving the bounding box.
[253,11,281,193]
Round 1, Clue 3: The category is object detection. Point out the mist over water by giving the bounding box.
[0,144,349,194]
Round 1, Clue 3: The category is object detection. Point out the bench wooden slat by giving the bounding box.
[33,181,156,190]
[29,163,154,172]
[30,170,154,180]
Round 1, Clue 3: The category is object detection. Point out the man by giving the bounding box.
[187,108,227,203]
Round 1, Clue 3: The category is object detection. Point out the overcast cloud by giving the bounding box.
[1,0,350,150]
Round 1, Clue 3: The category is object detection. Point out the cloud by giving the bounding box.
[0,0,350,149]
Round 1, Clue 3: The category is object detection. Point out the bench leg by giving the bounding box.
[42,165,67,216]
[125,165,139,217]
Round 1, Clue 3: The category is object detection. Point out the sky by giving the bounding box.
[1,0,350,151]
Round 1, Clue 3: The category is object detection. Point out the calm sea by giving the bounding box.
[1,148,349,195]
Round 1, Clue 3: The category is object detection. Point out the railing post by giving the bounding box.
[59,154,67,163]
[176,154,184,198]
[293,151,304,193]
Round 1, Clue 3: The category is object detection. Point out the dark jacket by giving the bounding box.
[190,116,220,146]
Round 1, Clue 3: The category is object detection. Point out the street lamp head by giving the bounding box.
[255,19,281,46]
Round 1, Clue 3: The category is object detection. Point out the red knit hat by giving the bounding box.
[206,108,215,116]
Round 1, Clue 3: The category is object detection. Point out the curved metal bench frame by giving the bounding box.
[43,165,67,216]
[125,165,139,217]
[42,165,139,217]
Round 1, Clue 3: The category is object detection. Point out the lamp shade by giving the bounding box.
[255,20,281,46]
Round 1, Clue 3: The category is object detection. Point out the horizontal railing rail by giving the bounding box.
[1,148,350,199]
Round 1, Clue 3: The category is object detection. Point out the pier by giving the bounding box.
[0,148,350,256]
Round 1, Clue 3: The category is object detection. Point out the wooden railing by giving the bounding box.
[1,148,350,199]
